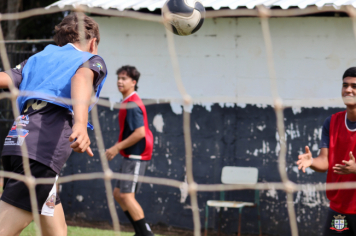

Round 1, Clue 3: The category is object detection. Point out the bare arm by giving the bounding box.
[297,146,329,173]
[0,72,12,89]
[310,148,329,172]
[69,67,94,156]
[115,126,146,151]
[106,126,146,161]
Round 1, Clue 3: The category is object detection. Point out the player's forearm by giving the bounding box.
[310,155,329,172]
[0,72,12,89]
[116,127,145,151]
[71,68,94,125]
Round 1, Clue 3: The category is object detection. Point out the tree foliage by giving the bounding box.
[0,0,64,40]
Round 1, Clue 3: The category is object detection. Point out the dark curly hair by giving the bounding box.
[54,13,100,46]
[116,66,141,91]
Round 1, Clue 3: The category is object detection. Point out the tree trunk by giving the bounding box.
[6,0,22,40]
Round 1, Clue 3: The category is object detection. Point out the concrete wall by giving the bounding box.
[62,104,339,235]
[95,16,355,107]
[59,16,356,235]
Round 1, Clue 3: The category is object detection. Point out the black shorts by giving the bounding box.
[116,157,149,193]
[1,155,60,216]
[323,208,356,236]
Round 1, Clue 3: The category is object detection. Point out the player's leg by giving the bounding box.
[114,187,144,220]
[119,192,154,236]
[114,187,142,235]
[40,203,67,236]
[0,200,33,236]
[115,188,153,236]
[114,158,138,235]
[113,187,128,211]
[0,156,64,235]
[117,191,144,220]
[114,158,153,236]
[0,155,34,235]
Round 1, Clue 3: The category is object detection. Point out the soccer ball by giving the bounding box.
[162,0,205,36]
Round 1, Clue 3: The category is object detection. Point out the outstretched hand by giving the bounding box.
[69,123,93,157]
[296,146,313,173]
[333,151,356,175]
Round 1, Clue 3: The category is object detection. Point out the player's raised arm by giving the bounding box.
[297,146,329,173]
[69,67,94,156]
[0,72,13,89]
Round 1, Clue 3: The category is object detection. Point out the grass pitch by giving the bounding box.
[20,222,138,236]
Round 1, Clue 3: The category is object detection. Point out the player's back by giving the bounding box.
[18,43,94,113]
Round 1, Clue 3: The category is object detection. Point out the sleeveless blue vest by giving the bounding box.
[18,44,107,129]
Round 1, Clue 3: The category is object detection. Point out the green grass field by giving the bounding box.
[20,222,138,236]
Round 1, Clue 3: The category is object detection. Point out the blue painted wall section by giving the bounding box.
[60,103,344,236]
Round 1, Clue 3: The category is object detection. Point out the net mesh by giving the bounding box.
[1,4,355,236]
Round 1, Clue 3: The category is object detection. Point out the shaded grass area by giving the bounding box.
[20,222,136,236]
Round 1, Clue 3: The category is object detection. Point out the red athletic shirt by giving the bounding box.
[118,92,153,161]
[327,110,356,214]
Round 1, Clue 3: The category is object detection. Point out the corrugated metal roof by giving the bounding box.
[47,0,356,11]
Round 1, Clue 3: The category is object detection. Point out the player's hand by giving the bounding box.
[69,123,94,157]
[333,151,356,175]
[296,146,313,173]
[106,146,119,161]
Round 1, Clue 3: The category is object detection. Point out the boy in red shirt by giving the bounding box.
[297,67,356,235]
[106,65,154,236]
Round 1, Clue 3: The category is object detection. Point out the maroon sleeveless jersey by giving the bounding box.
[328,110,356,214]
[118,93,153,161]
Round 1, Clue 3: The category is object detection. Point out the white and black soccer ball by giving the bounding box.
[162,0,205,36]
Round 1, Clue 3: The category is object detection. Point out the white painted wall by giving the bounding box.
[94,16,356,108]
